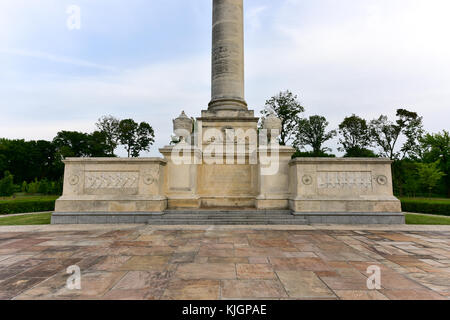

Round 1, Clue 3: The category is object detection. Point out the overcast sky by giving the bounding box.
[1,0,449,156]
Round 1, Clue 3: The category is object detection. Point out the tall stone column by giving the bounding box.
[209,0,247,112]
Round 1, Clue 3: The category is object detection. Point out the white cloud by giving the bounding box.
[0,53,210,157]
[246,5,268,31]
[0,48,119,71]
[0,0,449,158]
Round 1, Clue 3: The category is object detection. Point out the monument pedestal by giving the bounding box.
[51,0,404,225]
[159,145,202,209]
[288,157,403,224]
[256,145,296,210]
[52,158,168,224]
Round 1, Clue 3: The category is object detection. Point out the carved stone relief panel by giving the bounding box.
[84,171,139,195]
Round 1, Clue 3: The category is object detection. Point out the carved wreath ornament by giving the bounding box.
[68,175,79,186]
[143,168,159,186]
[376,175,388,186]
[302,175,313,185]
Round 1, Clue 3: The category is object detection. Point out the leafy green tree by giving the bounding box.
[397,109,424,160]
[53,131,111,158]
[21,181,28,193]
[0,171,15,196]
[118,119,155,157]
[338,114,374,157]
[369,115,401,160]
[53,131,91,158]
[87,131,114,157]
[294,115,337,156]
[0,139,61,183]
[343,147,377,158]
[416,161,446,197]
[261,90,305,145]
[96,115,120,156]
[369,109,423,160]
[293,150,336,158]
[420,130,450,196]
[392,160,422,197]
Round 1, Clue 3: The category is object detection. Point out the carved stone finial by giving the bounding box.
[173,111,193,144]
[262,112,282,145]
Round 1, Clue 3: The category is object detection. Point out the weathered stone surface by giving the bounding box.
[52,1,403,225]
[289,158,402,214]
[221,280,287,299]
[277,271,336,299]
[1,225,449,300]
[54,158,167,214]
[175,263,236,280]
[209,0,247,111]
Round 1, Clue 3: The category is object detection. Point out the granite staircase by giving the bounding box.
[147,209,308,225]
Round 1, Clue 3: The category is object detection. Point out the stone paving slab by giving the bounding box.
[0,224,449,300]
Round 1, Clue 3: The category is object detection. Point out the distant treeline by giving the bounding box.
[0,92,449,198]
[263,90,449,198]
[0,116,155,196]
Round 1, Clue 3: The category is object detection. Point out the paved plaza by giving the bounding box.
[0,224,449,300]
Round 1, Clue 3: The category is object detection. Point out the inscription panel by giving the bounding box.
[317,171,372,190]
[199,165,255,196]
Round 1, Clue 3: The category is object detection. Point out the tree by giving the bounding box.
[87,131,114,157]
[369,109,424,160]
[295,115,337,156]
[416,161,446,197]
[0,138,64,183]
[96,115,120,156]
[53,131,91,158]
[338,114,374,157]
[53,131,111,159]
[261,90,305,145]
[369,115,402,160]
[420,130,450,196]
[118,119,155,157]
[0,171,15,196]
[397,109,424,160]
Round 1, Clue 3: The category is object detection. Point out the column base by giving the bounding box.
[208,98,248,111]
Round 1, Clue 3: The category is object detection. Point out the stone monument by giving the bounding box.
[52,0,403,225]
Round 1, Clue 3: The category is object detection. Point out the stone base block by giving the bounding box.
[55,198,167,213]
[256,199,289,210]
[292,212,405,225]
[200,197,256,208]
[167,198,201,209]
[51,212,164,224]
[289,199,402,213]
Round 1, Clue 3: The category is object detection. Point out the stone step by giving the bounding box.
[148,212,307,224]
[147,209,308,225]
[163,210,293,215]
[149,215,300,219]
[147,219,308,225]
[147,219,306,223]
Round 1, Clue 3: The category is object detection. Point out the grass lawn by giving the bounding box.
[0,212,52,226]
[400,197,450,204]
[405,213,450,225]
[0,195,59,202]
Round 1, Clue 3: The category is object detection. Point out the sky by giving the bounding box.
[0,0,449,157]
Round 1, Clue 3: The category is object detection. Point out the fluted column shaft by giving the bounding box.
[209,0,247,111]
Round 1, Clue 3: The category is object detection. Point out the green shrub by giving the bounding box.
[27,179,40,194]
[21,179,62,195]
[0,199,56,215]
[21,181,28,193]
[401,198,450,216]
[38,178,50,194]
[0,171,15,196]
